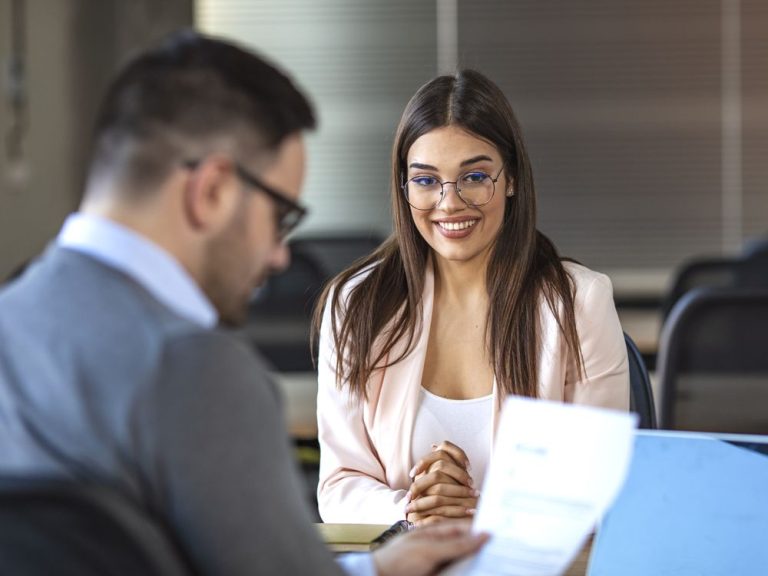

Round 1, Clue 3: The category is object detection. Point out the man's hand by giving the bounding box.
[371,520,488,576]
[406,441,479,525]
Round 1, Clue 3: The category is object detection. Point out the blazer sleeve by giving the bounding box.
[134,332,346,576]
[316,294,408,524]
[565,273,630,410]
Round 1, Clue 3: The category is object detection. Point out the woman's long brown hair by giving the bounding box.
[312,69,583,400]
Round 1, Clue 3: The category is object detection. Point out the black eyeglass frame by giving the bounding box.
[400,165,506,211]
[183,159,307,239]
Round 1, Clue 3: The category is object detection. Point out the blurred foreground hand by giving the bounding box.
[372,520,488,576]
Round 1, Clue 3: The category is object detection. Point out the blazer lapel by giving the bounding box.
[376,259,435,488]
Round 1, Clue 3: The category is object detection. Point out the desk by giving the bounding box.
[317,523,593,575]
[316,523,389,552]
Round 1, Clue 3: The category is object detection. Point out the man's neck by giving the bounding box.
[80,193,201,287]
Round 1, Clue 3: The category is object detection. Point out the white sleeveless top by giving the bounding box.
[410,387,494,490]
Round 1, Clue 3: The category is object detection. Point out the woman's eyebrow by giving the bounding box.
[409,155,494,171]
[460,154,494,167]
[409,162,438,170]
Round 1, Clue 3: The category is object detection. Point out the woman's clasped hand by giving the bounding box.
[406,441,480,525]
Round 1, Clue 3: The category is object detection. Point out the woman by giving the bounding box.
[314,70,628,526]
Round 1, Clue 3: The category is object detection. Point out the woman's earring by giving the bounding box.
[506,188,515,197]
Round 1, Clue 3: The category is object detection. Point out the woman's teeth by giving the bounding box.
[438,220,477,231]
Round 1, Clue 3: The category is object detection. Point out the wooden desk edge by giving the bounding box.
[316,523,593,575]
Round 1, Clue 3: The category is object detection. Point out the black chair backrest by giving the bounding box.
[246,233,384,372]
[250,233,385,313]
[624,332,657,429]
[291,234,384,279]
[661,240,768,322]
[657,288,768,433]
[0,477,193,576]
[661,257,739,320]
[250,250,327,319]
[737,237,768,288]
[742,236,768,260]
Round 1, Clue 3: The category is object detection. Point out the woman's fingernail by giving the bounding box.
[466,508,477,515]
[408,466,417,477]
[472,489,481,497]
[468,477,474,487]
[431,443,438,450]
[405,491,411,503]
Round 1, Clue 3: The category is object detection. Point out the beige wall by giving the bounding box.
[0,0,192,280]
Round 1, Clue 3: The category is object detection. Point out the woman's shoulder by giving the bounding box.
[333,260,380,299]
[561,260,615,309]
[324,260,392,320]
[562,261,612,290]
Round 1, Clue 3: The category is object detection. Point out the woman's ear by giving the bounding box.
[505,178,515,197]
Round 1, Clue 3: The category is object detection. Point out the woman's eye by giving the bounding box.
[463,172,489,184]
[412,176,438,187]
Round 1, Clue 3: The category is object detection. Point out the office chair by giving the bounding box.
[245,250,326,372]
[742,235,768,260]
[246,233,384,372]
[624,332,657,429]
[657,288,768,433]
[0,476,193,576]
[737,237,768,288]
[660,257,739,320]
[291,233,385,279]
[661,240,768,322]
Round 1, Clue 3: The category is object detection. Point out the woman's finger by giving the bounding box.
[408,469,472,500]
[409,503,476,520]
[411,465,473,494]
[432,441,471,471]
[426,458,474,486]
[409,451,460,478]
[409,441,470,478]
[412,515,465,527]
[405,494,477,514]
[423,482,478,499]
[410,457,473,490]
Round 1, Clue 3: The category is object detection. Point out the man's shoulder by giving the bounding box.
[3,246,201,333]
[160,329,263,366]
[155,329,278,399]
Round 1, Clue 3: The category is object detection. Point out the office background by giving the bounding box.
[2,0,768,531]
[1,4,766,568]
[2,0,766,292]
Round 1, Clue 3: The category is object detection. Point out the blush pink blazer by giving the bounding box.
[316,261,629,523]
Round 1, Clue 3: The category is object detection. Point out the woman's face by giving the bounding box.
[405,125,512,266]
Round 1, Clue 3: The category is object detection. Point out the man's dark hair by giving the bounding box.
[87,29,316,194]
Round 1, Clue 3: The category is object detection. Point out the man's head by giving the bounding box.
[82,30,316,325]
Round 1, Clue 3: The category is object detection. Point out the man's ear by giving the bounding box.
[182,156,239,232]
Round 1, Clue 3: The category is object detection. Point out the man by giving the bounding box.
[0,30,485,575]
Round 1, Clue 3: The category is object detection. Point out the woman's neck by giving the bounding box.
[432,250,491,308]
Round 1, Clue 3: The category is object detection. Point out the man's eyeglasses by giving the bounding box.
[183,159,307,239]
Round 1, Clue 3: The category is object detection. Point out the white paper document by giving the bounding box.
[444,397,637,576]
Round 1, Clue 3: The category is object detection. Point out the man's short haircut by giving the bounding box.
[87,29,316,195]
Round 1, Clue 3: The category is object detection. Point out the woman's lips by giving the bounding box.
[433,218,479,239]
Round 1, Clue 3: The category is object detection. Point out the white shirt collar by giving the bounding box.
[57,213,218,328]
